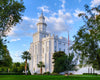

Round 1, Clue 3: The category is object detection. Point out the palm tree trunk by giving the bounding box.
[8,68,9,73]
[40,67,42,74]
[93,68,95,73]
[88,68,89,73]
[25,59,27,75]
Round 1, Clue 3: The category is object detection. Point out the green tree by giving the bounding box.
[0,0,25,37]
[21,51,31,75]
[64,53,77,74]
[72,5,100,70]
[0,39,12,68]
[0,0,25,67]
[11,62,25,73]
[11,62,20,72]
[37,61,45,74]
[53,51,76,73]
[53,51,66,73]
[18,63,25,73]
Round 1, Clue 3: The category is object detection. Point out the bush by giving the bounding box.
[43,72,50,75]
[34,72,37,75]
[51,72,59,75]
[27,71,31,75]
[83,73,98,75]
[0,72,24,75]
[69,73,73,75]
[0,67,8,72]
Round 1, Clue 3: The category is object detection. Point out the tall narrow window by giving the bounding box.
[64,49,65,52]
[43,48,44,53]
[35,45,37,53]
[47,47,49,52]
[55,46,56,52]
[59,48,61,51]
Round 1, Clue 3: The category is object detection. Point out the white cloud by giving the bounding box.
[35,0,73,34]
[45,11,73,33]
[7,0,73,37]
[67,20,73,24]
[91,0,100,7]
[38,6,50,13]
[92,10,99,15]
[22,16,31,21]
[40,0,73,33]
[73,9,85,18]
[6,16,38,37]
[6,27,17,36]
[79,0,81,3]
[61,0,65,10]
[30,24,34,28]
[23,44,27,47]
[12,51,24,62]
[10,38,21,42]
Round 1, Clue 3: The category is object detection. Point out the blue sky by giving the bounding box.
[6,0,100,62]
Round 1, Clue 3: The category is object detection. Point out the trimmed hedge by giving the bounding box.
[83,73,98,75]
[0,72,25,75]
[43,72,50,75]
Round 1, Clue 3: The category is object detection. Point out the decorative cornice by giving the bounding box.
[37,22,47,26]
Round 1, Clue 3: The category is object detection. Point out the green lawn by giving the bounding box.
[0,75,100,80]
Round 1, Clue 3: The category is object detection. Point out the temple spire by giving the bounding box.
[37,11,47,32]
[39,10,45,20]
[41,10,43,16]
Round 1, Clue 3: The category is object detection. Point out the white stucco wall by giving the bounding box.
[29,13,68,74]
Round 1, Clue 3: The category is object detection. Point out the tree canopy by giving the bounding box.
[37,61,45,74]
[0,0,25,37]
[21,51,31,75]
[0,39,12,67]
[11,62,25,73]
[0,0,25,67]
[53,51,76,73]
[72,5,100,70]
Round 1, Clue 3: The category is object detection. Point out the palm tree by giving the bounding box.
[21,51,31,75]
[37,61,45,74]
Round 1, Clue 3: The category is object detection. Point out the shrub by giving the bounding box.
[0,72,24,75]
[34,72,37,75]
[51,72,59,75]
[27,71,31,75]
[43,72,50,75]
[69,73,73,75]
[0,67,8,72]
[83,73,98,75]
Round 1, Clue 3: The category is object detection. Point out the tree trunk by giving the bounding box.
[91,68,92,74]
[25,59,27,75]
[67,71,69,77]
[93,68,95,73]
[88,68,89,73]
[97,54,100,69]
[8,68,9,73]
[40,67,42,74]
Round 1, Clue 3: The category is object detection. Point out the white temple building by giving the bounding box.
[29,12,68,74]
